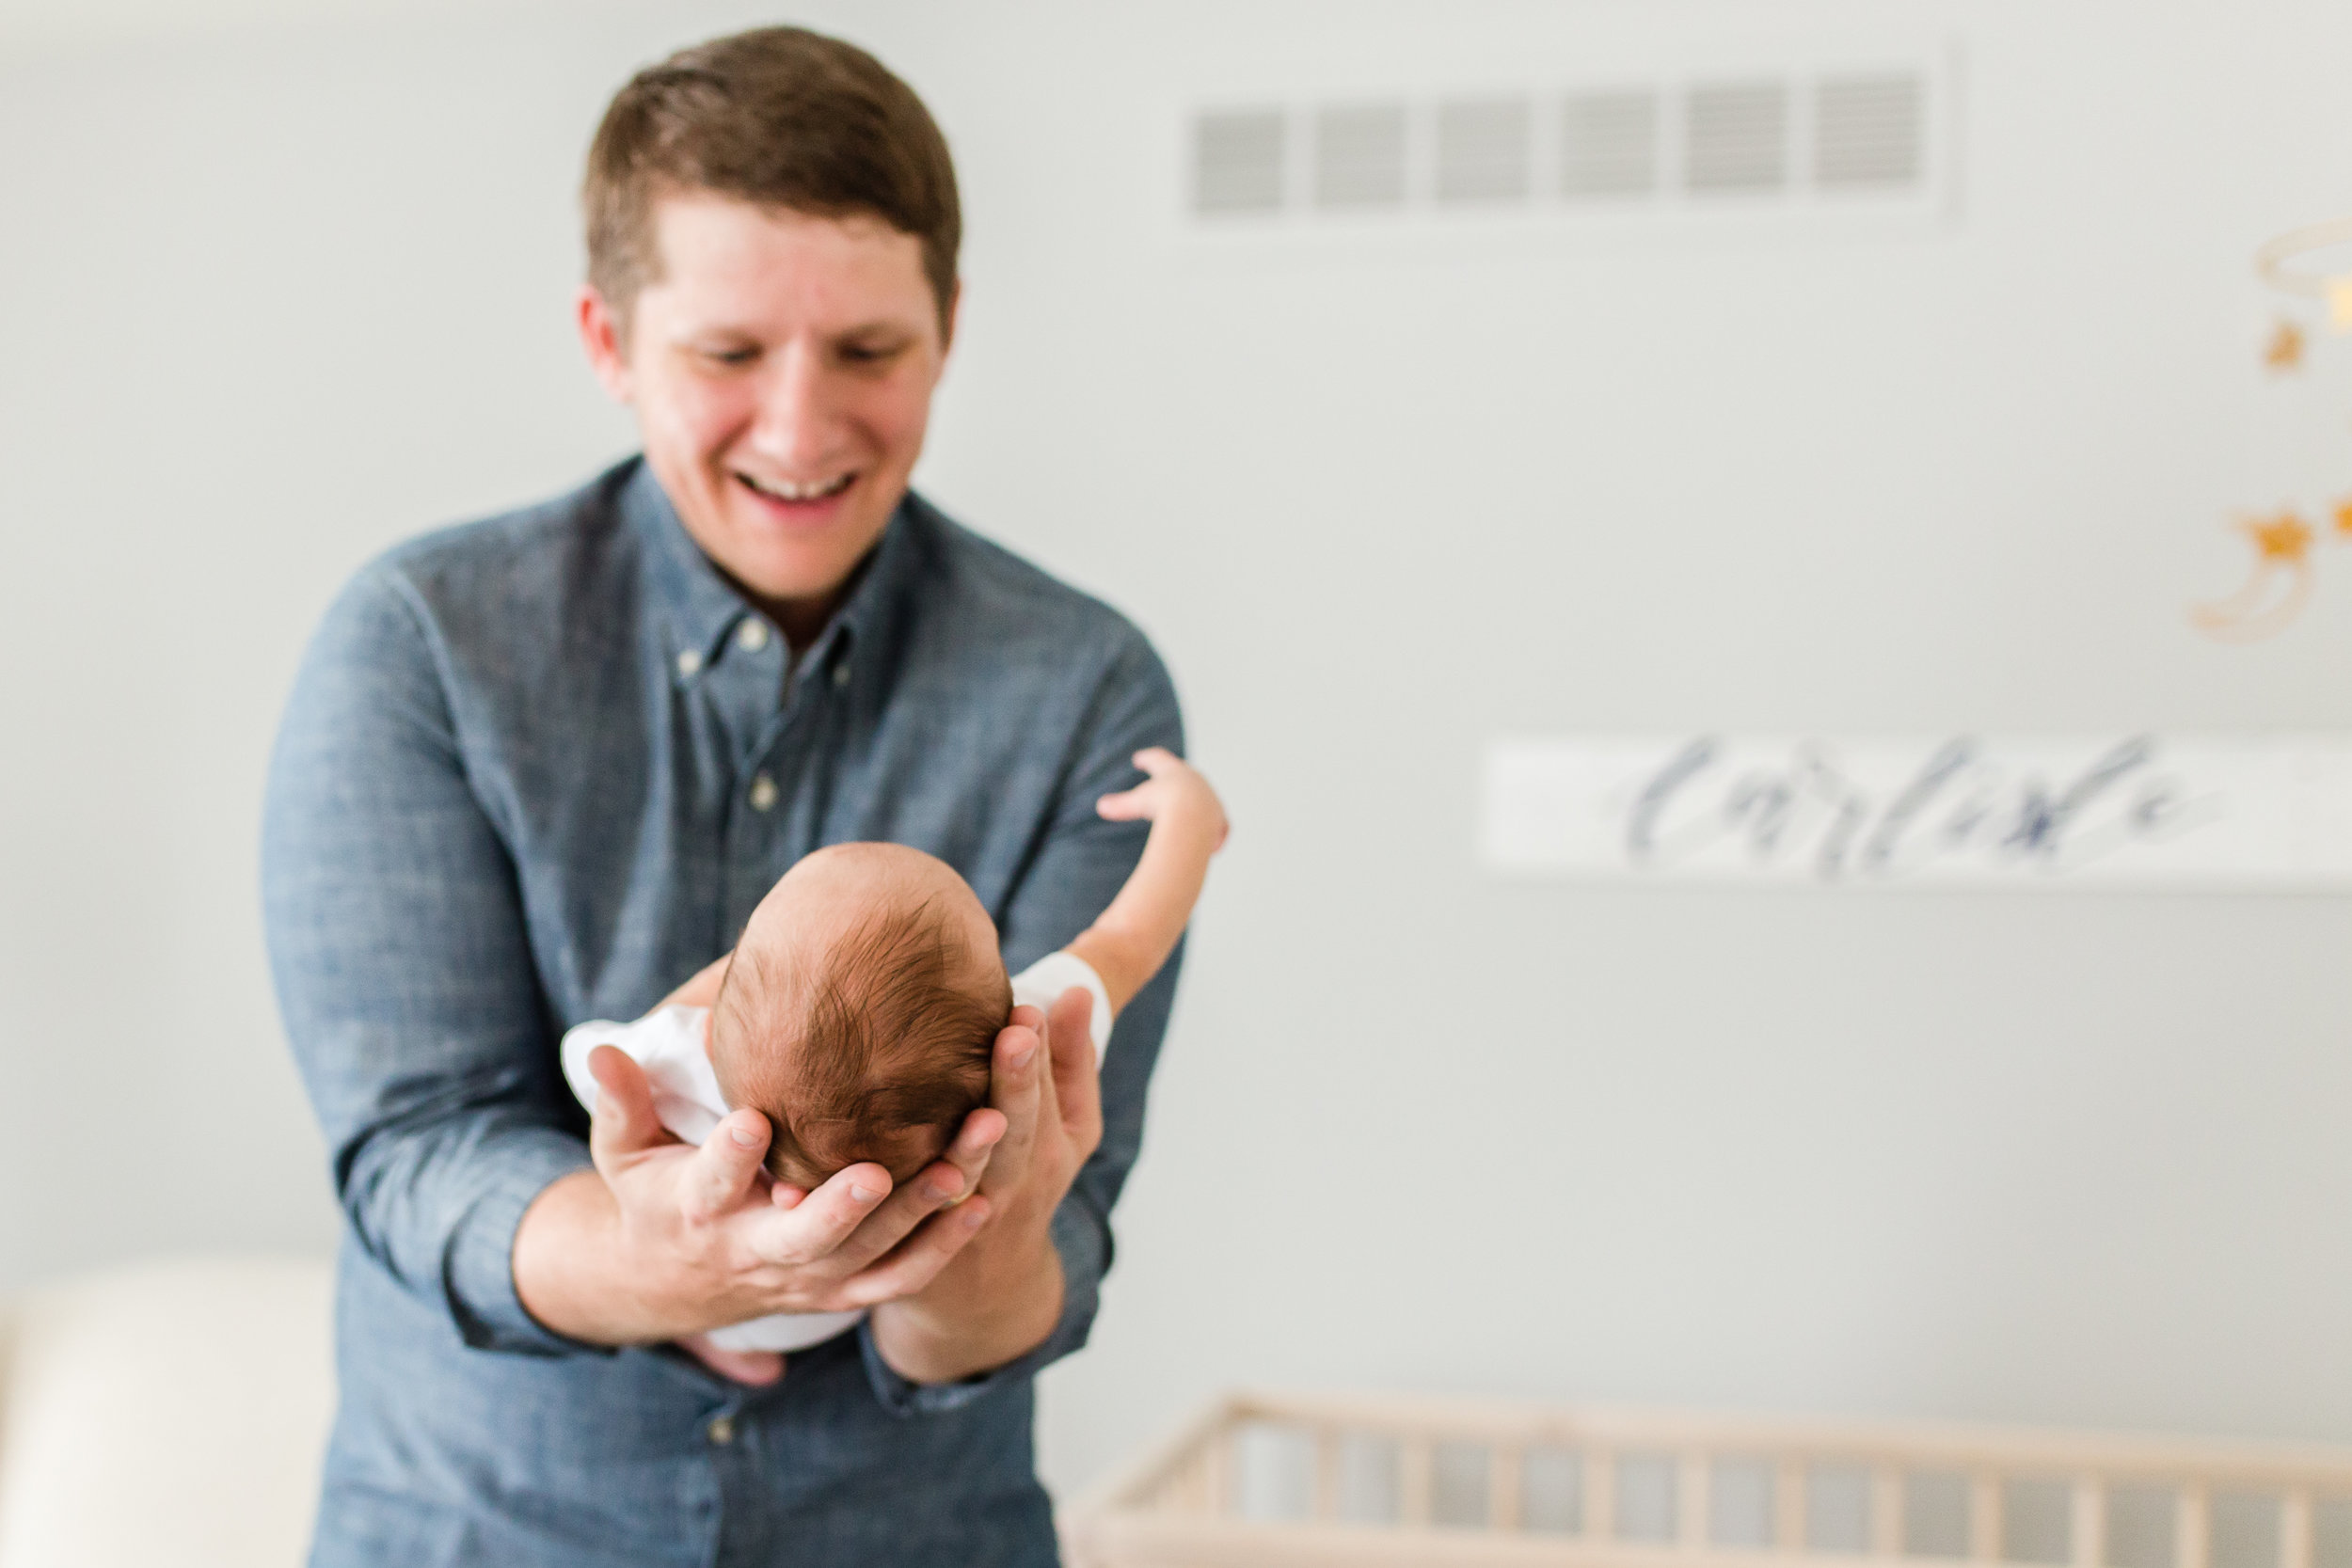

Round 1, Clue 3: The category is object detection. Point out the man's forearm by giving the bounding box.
[866,1225,1065,1384]
[512,1168,666,1347]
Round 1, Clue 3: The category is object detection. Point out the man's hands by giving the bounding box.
[511,1043,1005,1379]
[973,985,1104,1241]
[514,974,1104,1389]
[867,983,1104,1384]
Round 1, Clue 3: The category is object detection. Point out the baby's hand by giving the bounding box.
[1096,747,1229,851]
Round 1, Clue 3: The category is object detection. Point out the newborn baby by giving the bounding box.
[560,746,1225,1354]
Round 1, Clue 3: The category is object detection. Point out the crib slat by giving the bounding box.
[1312,1427,1339,1522]
[1400,1437,1434,1527]
[2282,1492,2313,1568]
[1587,1450,1618,1539]
[2179,1484,2211,1568]
[1170,1447,1203,1513]
[2073,1478,2106,1567]
[1682,1451,1711,1547]
[1204,1426,1232,1519]
[1492,1444,1525,1530]
[1970,1473,2003,1561]
[1872,1465,1905,1557]
[1777,1458,1807,1550]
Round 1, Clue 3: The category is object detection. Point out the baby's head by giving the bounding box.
[708,844,1010,1191]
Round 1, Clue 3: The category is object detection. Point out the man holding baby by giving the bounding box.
[262,26,1184,1565]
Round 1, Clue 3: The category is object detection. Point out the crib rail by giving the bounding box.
[1062,1392,2352,1568]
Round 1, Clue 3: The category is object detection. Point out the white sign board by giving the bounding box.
[1481,735,2352,889]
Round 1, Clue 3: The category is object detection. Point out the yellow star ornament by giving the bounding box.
[2265,320,2308,372]
[2251,509,2314,562]
[2193,510,2318,641]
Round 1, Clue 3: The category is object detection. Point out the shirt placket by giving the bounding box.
[702,614,849,939]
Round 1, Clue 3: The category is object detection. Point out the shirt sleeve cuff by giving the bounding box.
[441,1126,602,1357]
[857,1194,1110,1417]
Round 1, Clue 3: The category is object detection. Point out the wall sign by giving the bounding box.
[1482,735,2352,889]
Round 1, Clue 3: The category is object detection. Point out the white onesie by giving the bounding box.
[558,950,1112,1354]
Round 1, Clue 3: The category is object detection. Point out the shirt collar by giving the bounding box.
[622,457,920,677]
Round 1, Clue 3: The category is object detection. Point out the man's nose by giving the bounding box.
[748,342,842,468]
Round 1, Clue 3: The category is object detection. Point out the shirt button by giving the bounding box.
[737,620,771,653]
[675,648,703,677]
[748,774,778,813]
[707,1415,736,1446]
[832,662,850,689]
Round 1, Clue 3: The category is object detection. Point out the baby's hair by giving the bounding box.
[708,895,1011,1190]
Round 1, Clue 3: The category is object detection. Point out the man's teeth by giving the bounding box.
[742,472,853,501]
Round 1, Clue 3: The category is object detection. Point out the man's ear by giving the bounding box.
[938,279,963,358]
[576,283,634,404]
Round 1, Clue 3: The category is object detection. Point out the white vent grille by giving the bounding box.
[1684,81,1789,194]
[1183,50,1949,234]
[1435,97,1533,204]
[1192,109,1284,215]
[1814,74,1924,188]
[1314,103,1408,210]
[1559,89,1660,199]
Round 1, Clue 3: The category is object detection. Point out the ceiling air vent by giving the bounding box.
[1314,103,1409,210]
[1683,81,1788,195]
[1181,44,1951,236]
[1813,74,1925,189]
[1559,89,1660,199]
[1435,96,1534,205]
[1192,108,1285,215]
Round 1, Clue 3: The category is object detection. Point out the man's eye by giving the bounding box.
[839,341,902,366]
[702,347,758,367]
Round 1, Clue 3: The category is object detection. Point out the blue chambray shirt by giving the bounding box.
[262,458,1183,1566]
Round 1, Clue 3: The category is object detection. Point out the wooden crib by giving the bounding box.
[1060,1391,2352,1568]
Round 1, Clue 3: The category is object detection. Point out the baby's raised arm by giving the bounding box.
[1063,748,1228,1013]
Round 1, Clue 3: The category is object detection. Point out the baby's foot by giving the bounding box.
[677,1332,786,1386]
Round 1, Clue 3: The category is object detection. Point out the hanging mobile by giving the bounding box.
[2191,217,2352,640]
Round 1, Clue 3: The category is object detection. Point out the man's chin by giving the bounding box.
[712,539,884,621]
[678,502,892,618]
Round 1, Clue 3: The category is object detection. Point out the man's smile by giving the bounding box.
[736,469,857,505]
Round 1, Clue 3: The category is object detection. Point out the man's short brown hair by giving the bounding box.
[583,26,961,335]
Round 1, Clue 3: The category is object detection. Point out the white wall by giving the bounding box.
[3,0,2349,1504]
